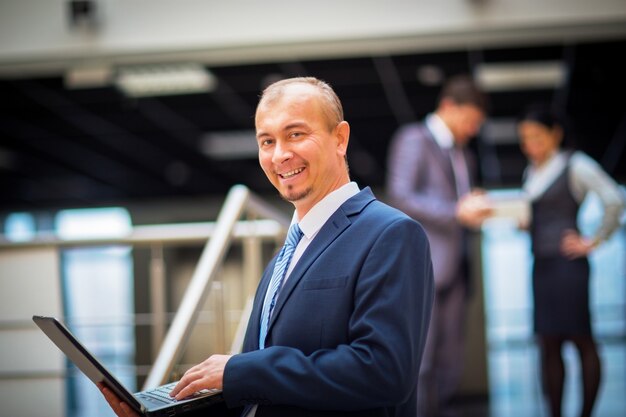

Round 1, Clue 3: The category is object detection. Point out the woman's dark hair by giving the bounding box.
[518,103,561,129]
[518,103,578,149]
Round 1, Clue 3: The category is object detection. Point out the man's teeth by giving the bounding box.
[281,168,304,178]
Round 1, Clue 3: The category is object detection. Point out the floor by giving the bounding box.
[435,341,626,417]
[463,339,626,417]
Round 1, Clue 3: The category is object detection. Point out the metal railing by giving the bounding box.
[0,185,290,390]
[143,184,289,388]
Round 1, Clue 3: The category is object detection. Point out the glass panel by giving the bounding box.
[56,208,135,417]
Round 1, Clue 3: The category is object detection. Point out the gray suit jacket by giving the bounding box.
[385,122,475,291]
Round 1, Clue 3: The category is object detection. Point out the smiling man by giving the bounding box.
[255,80,350,217]
[100,77,434,417]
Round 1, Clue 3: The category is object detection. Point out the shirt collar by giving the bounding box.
[523,151,566,199]
[426,113,454,149]
[291,182,360,240]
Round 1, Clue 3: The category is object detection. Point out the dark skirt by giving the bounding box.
[532,256,592,336]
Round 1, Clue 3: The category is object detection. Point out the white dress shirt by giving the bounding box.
[245,181,360,417]
[426,113,470,196]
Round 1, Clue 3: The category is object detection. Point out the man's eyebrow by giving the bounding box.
[283,122,308,131]
[256,122,309,139]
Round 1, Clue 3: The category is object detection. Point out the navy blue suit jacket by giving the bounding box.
[223,187,434,417]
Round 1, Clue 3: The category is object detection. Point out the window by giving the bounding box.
[56,207,135,417]
[4,212,36,242]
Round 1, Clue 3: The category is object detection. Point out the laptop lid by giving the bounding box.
[32,315,223,416]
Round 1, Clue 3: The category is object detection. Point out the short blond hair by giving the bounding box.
[257,77,344,131]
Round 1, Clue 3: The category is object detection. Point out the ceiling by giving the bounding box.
[1,38,625,215]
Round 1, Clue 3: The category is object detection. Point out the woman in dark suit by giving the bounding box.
[518,104,624,417]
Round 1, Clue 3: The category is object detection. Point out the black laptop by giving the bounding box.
[33,315,224,416]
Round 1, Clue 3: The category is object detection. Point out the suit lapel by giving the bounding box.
[243,264,273,350]
[266,188,375,337]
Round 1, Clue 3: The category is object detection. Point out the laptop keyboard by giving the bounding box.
[141,381,220,404]
[142,382,178,404]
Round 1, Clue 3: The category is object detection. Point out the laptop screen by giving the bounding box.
[32,315,144,413]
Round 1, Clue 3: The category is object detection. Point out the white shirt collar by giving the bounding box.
[426,113,454,149]
[279,182,359,287]
[291,182,360,240]
[523,151,567,200]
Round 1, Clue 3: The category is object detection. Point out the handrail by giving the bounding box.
[142,184,290,389]
[0,220,284,249]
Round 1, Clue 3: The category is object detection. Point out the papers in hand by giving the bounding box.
[485,189,531,226]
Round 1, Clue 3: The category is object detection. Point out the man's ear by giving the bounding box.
[334,121,350,157]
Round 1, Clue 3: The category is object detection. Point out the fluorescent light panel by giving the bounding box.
[200,130,258,160]
[65,64,112,89]
[481,118,519,145]
[475,61,566,92]
[115,63,216,97]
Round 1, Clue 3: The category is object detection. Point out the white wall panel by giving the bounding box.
[1,0,625,75]
[0,248,64,417]
[0,248,62,320]
[0,379,65,417]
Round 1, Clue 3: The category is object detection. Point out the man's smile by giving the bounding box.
[279,167,305,179]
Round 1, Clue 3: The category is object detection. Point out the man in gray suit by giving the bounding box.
[385,75,492,417]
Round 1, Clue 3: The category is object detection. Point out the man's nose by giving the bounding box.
[272,141,292,164]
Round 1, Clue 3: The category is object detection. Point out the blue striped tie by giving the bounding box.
[259,223,303,349]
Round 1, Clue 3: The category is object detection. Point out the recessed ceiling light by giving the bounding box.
[65,63,112,89]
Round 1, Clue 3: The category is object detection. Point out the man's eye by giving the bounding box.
[289,132,302,139]
[260,138,274,147]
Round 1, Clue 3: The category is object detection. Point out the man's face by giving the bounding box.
[447,103,485,146]
[255,84,349,216]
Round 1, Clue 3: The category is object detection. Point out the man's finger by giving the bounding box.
[98,383,139,417]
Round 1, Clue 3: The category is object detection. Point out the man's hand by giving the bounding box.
[169,354,232,401]
[456,191,493,230]
[97,383,140,417]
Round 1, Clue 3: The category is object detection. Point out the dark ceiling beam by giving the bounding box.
[0,154,104,209]
[133,97,243,188]
[465,48,504,185]
[0,136,119,208]
[372,55,416,125]
[14,80,183,189]
[135,98,202,149]
[278,62,309,78]
[552,45,574,112]
[211,78,256,127]
[0,117,167,195]
[600,111,626,175]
